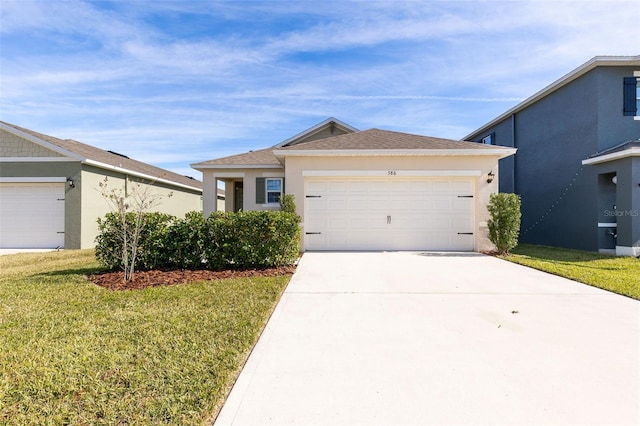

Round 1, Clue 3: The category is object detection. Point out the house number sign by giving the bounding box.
[387,170,397,176]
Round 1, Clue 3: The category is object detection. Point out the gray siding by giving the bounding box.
[467,65,640,252]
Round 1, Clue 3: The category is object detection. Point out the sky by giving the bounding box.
[1,0,639,179]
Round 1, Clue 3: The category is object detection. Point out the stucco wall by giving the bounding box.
[81,166,202,249]
[0,129,65,157]
[202,168,285,216]
[282,155,501,252]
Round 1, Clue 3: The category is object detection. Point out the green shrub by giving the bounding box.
[164,211,207,269]
[97,209,300,272]
[204,210,300,269]
[136,212,174,269]
[487,193,522,254]
[279,193,297,214]
[95,212,174,271]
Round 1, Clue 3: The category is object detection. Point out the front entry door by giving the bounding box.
[234,181,244,212]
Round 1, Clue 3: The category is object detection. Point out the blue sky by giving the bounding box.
[1,0,639,178]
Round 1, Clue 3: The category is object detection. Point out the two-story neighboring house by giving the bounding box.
[465,56,640,256]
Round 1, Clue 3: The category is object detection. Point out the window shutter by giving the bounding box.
[256,177,265,204]
[282,177,286,193]
[623,77,637,116]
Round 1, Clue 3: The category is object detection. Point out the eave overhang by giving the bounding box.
[273,148,517,160]
[582,147,640,165]
[191,163,284,170]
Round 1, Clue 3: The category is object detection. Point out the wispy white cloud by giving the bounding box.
[1,0,638,176]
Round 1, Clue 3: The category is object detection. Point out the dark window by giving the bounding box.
[266,178,282,203]
[481,133,495,145]
[623,77,639,116]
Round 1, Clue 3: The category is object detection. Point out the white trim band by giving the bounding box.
[582,147,640,165]
[303,170,482,177]
[276,148,516,159]
[616,246,640,257]
[0,177,67,183]
[213,172,245,178]
[598,222,618,228]
[0,157,77,162]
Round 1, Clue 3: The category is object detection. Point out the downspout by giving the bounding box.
[511,113,517,193]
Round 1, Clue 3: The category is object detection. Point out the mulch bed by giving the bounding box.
[88,265,297,291]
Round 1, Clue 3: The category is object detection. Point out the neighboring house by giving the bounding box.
[192,117,515,252]
[0,121,204,249]
[465,56,640,256]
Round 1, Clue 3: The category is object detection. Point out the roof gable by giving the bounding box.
[0,121,202,191]
[275,117,358,147]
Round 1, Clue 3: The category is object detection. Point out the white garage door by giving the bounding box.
[305,178,475,251]
[0,183,65,248]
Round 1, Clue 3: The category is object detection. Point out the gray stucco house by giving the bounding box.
[465,56,640,256]
[0,122,204,249]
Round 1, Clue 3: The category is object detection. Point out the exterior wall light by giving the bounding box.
[487,171,495,184]
[66,177,75,188]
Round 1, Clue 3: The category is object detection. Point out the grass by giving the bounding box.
[500,244,640,300]
[0,250,290,425]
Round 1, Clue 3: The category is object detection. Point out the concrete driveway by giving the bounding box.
[215,252,639,426]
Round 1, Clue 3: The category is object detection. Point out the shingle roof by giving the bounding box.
[277,129,503,151]
[192,147,281,167]
[193,128,512,169]
[2,121,202,191]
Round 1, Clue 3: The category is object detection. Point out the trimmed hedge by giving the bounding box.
[95,210,300,271]
[204,211,300,270]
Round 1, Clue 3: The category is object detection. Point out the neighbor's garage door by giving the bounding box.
[0,183,65,248]
[305,178,474,251]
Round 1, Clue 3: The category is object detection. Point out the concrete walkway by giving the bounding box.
[215,252,640,426]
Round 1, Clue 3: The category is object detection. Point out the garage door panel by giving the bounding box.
[0,183,65,249]
[305,178,475,251]
[453,180,473,192]
[326,198,347,210]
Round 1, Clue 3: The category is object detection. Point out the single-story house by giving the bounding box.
[192,118,516,252]
[0,121,206,249]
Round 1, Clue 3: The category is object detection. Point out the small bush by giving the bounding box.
[279,193,297,214]
[487,193,522,255]
[95,212,174,271]
[203,210,300,270]
[136,212,174,270]
[164,211,207,269]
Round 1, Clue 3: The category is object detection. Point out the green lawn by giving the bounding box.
[500,244,640,300]
[0,250,290,425]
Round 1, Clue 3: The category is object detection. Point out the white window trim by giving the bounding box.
[265,177,283,205]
